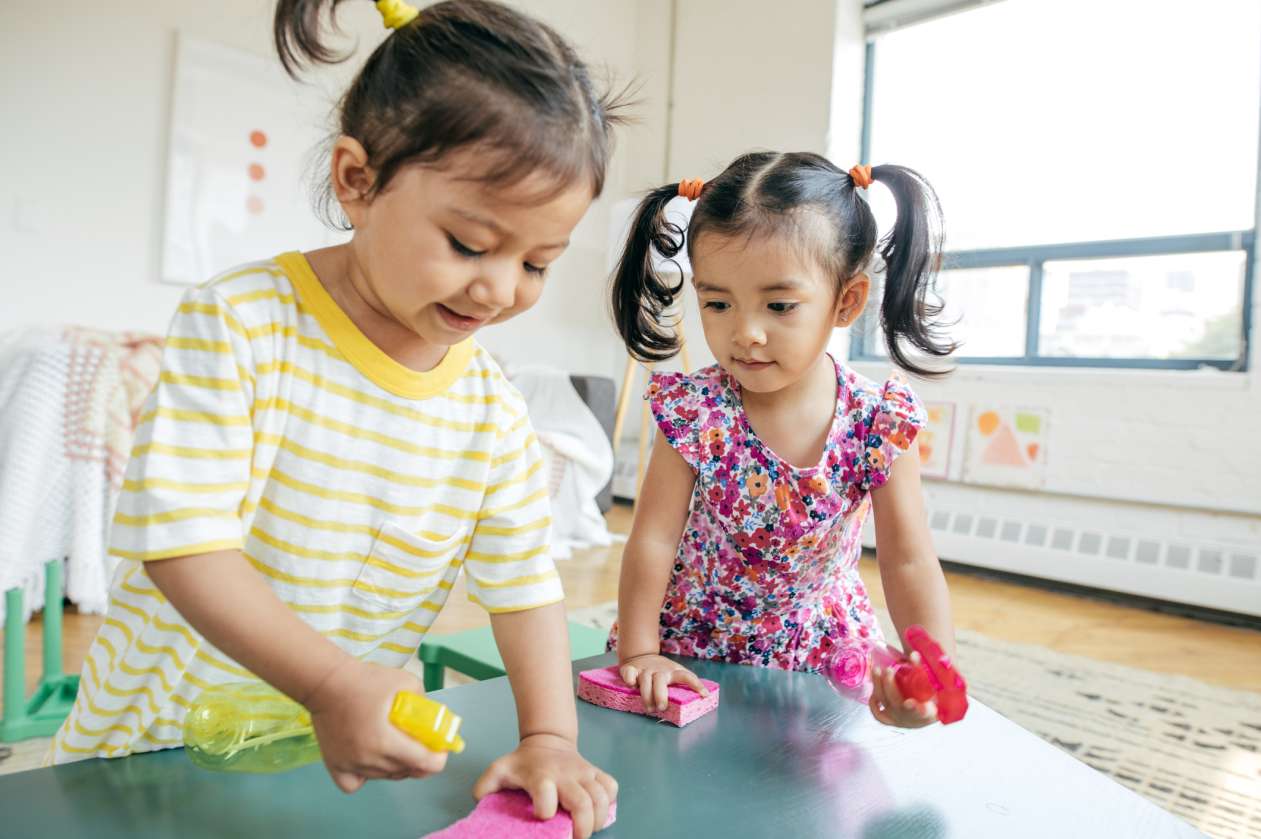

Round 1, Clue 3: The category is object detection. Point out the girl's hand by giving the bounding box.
[305,658,448,792]
[618,653,710,713]
[473,734,618,839]
[868,652,938,729]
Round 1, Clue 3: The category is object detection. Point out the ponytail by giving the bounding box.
[274,0,357,78]
[868,165,955,377]
[610,185,689,363]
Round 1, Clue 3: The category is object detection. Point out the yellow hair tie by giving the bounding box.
[377,0,419,29]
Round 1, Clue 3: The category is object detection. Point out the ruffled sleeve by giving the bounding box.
[645,370,709,471]
[860,375,926,491]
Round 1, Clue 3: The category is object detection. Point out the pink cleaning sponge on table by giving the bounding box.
[577,665,719,727]
[421,790,616,838]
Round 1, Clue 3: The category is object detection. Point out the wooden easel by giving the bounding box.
[611,320,691,498]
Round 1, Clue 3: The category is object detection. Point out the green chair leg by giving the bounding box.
[416,621,610,690]
[2,561,80,742]
[3,588,24,737]
[421,659,446,693]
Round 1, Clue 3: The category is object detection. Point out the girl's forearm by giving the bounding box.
[614,540,675,661]
[146,549,352,705]
[491,601,579,743]
[615,435,696,663]
[877,553,955,657]
[870,455,954,657]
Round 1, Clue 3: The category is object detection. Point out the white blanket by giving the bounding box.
[0,328,162,622]
[0,330,106,621]
[503,365,613,559]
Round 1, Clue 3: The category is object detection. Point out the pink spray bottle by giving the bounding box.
[823,624,968,725]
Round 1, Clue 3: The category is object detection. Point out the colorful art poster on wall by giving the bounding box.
[962,406,1049,489]
[917,402,955,480]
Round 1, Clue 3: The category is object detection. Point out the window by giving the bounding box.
[851,0,1258,370]
[1039,251,1246,361]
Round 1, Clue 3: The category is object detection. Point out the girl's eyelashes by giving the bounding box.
[446,233,485,259]
[449,232,548,277]
[701,300,799,314]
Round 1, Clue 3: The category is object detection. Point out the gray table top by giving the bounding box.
[0,652,1203,839]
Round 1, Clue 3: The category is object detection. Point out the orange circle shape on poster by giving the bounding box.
[976,411,1000,436]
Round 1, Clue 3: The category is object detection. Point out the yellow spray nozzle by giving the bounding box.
[389,692,466,754]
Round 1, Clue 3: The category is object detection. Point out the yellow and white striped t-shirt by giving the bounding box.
[52,252,562,762]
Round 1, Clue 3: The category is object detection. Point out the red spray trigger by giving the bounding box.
[901,625,968,724]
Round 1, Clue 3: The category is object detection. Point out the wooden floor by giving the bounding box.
[7,503,1260,695]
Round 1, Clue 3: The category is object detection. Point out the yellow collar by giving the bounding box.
[277,251,475,400]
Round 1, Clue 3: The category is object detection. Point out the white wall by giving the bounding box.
[855,357,1261,614]
[649,0,866,379]
[0,0,651,383]
[1,1,366,335]
[883,364,1261,517]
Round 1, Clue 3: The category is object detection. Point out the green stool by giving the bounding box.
[418,621,609,692]
[3,561,80,742]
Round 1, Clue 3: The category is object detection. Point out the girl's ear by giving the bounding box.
[329,136,376,228]
[835,273,871,328]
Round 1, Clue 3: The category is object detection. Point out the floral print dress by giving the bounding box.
[609,357,925,673]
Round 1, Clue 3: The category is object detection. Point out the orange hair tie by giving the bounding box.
[678,178,705,201]
[849,164,874,190]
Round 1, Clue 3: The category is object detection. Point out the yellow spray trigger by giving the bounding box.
[389,692,466,754]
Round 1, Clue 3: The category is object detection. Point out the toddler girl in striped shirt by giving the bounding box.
[53,2,624,835]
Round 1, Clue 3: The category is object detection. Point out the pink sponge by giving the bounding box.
[577,665,719,727]
[421,790,616,838]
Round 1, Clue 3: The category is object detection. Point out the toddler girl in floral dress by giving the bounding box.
[608,153,956,729]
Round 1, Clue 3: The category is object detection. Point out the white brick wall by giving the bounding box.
[867,363,1261,517]
[853,342,1261,614]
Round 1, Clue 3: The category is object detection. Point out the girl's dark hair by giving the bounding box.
[274,0,629,226]
[611,151,955,377]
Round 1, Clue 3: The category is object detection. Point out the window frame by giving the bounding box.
[851,35,1257,372]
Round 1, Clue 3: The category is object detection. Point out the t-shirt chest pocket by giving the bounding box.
[352,521,467,610]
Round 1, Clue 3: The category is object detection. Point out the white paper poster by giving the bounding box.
[161,34,345,286]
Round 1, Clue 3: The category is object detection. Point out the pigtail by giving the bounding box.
[868,165,956,377]
[274,0,357,78]
[610,185,689,363]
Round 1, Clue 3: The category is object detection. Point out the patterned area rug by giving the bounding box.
[569,602,1261,839]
